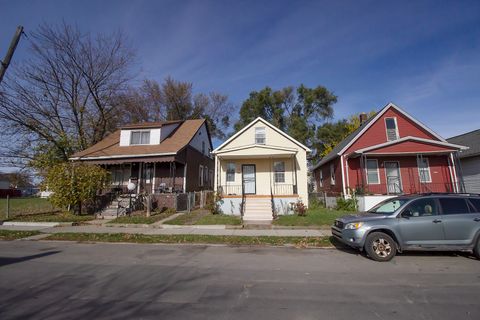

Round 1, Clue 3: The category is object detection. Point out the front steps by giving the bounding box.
[97,195,131,219]
[243,197,273,221]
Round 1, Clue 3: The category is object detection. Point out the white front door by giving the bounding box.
[242,165,256,194]
[385,161,402,194]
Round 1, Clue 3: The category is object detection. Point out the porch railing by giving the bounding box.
[357,182,457,195]
[272,184,297,195]
[218,184,297,196]
[218,185,243,196]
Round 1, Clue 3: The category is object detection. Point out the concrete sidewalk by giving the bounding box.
[0,224,330,237]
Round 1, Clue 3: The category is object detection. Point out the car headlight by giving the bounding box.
[345,222,364,230]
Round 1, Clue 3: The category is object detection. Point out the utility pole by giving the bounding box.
[0,25,24,84]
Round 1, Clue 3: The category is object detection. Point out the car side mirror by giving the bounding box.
[401,210,412,218]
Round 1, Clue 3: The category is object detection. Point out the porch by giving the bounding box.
[348,152,463,196]
[105,160,186,195]
[216,156,299,198]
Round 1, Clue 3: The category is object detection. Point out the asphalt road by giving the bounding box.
[0,241,479,320]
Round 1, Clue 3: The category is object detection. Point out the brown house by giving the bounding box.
[70,119,214,194]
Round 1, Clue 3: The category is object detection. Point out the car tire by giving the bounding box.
[365,232,397,262]
[473,237,480,260]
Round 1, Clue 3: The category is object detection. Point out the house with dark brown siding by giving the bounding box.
[70,119,214,194]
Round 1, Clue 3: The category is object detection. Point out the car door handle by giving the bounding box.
[433,219,442,223]
[474,218,480,222]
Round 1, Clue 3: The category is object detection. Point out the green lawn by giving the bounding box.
[7,212,95,223]
[164,210,241,225]
[274,207,351,227]
[194,214,242,225]
[0,197,59,219]
[45,232,332,247]
[108,211,177,224]
[0,230,41,240]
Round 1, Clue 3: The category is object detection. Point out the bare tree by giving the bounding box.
[117,77,234,139]
[0,23,135,169]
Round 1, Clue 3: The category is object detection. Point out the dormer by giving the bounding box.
[119,121,181,146]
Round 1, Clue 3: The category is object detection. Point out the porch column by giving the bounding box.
[183,163,187,193]
[152,162,156,194]
[137,162,142,194]
[292,155,298,195]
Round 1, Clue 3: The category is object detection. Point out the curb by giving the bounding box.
[104,223,152,228]
[2,221,61,227]
[158,224,227,230]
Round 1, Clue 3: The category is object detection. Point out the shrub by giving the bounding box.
[335,197,357,211]
[44,162,109,214]
[205,192,223,215]
[294,200,307,216]
[309,196,324,209]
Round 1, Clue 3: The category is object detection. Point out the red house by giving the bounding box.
[312,103,468,209]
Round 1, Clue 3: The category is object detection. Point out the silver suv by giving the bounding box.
[332,194,480,261]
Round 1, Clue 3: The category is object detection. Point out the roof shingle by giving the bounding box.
[71,119,205,159]
[447,129,480,158]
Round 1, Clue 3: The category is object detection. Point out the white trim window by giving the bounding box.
[130,130,150,145]
[255,127,266,144]
[330,163,335,185]
[274,161,285,183]
[385,117,399,141]
[366,159,380,184]
[417,157,432,183]
[319,170,323,187]
[226,162,235,182]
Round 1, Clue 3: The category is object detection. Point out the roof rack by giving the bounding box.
[419,192,480,197]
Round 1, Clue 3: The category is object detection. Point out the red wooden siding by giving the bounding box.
[315,158,343,195]
[365,140,456,154]
[346,155,454,194]
[345,108,442,155]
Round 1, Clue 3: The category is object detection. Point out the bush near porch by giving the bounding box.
[273,207,350,227]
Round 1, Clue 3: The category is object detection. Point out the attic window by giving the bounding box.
[255,127,266,144]
[130,130,150,145]
[385,118,399,141]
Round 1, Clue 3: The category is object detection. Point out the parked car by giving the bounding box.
[332,193,480,261]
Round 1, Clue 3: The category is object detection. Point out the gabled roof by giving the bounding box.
[70,119,206,160]
[212,117,311,153]
[447,129,480,159]
[352,136,468,155]
[312,102,447,169]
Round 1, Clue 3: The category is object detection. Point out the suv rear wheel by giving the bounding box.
[365,232,397,262]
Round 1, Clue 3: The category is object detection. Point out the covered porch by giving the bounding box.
[99,157,186,195]
[347,137,467,196]
[215,145,300,198]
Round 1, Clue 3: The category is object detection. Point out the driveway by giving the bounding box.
[0,240,478,319]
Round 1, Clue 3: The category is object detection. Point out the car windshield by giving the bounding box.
[367,198,409,215]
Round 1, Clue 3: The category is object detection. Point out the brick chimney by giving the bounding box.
[359,112,368,125]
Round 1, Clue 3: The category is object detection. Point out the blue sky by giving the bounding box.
[1,0,479,142]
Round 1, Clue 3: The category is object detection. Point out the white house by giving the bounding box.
[212,117,311,221]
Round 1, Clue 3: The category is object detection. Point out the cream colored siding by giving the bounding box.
[214,118,309,206]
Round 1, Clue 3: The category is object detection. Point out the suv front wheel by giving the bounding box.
[365,232,397,262]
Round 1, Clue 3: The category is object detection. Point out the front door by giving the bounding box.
[242,164,256,194]
[385,161,402,194]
